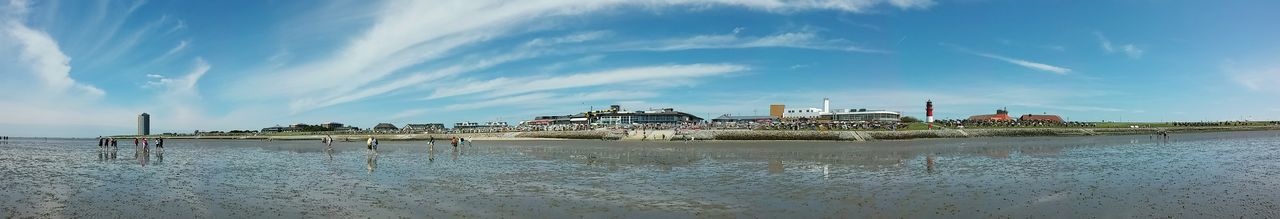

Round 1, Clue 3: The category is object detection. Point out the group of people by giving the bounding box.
[324,135,472,155]
[98,136,164,153]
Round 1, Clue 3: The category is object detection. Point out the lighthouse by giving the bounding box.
[926,100,934,129]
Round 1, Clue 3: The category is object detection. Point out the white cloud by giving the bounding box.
[426,63,749,99]
[234,0,923,113]
[391,90,659,121]
[157,39,189,60]
[3,15,105,98]
[973,52,1072,74]
[621,30,889,53]
[944,43,1071,74]
[887,0,936,9]
[146,57,210,95]
[1224,59,1280,93]
[1094,31,1144,59]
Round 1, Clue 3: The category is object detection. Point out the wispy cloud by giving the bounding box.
[973,52,1072,74]
[3,14,105,97]
[618,30,889,53]
[426,63,749,100]
[1094,31,1144,58]
[235,0,922,113]
[943,43,1071,74]
[156,39,189,60]
[1223,59,1280,93]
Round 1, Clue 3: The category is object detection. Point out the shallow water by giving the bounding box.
[2,131,1280,218]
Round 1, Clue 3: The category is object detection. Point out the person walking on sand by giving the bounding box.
[324,135,335,153]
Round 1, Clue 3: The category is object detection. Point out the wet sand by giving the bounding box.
[2,131,1280,218]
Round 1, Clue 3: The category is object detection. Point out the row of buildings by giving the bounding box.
[244,99,1065,134]
[966,108,1064,122]
[521,105,704,126]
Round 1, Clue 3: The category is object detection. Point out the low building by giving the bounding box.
[320,122,345,129]
[261,126,285,132]
[968,108,1013,121]
[831,109,901,122]
[455,122,509,130]
[769,104,785,118]
[372,123,399,131]
[712,114,776,123]
[780,98,899,122]
[524,105,702,126]
[591,107,703,125]
[403,123,446,132]
[1019,114,1064,123]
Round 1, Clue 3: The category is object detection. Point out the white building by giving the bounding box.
[782,98,901,122]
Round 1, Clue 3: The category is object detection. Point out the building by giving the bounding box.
[137,113,150,135]
[320,122,345,129]
[455,122,509,130]
[830,109,901,122]
[769,104,785,118]
[712,114,776,123]
[403,123,446,132]
[524,105,703,126]
[590,106,703,125]
[968,108,1013,121]
[781,98,901,122]
[1019,114,1064,123]
[372,123,399,131]
[261,126,285,132]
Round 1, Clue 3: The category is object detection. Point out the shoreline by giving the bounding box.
[120,125,1280,142]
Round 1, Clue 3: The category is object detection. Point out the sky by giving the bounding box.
[1,0,1279,137]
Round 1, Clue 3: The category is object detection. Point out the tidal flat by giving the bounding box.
[2,131,1280,218]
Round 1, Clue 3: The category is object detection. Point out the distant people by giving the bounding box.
[450,137,459,147]
[133,137,140,149]
[142,138,149,152]
[156,137,164,152]
[111,138,118,148]
[98,136,104,148]
[366,136,378,153]
[428,136,436,150]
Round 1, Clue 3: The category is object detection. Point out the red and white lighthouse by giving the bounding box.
[926,100,935,128]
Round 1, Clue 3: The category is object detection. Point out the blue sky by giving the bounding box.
[2,0,1279,137]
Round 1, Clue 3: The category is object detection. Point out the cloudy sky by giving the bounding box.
[2,0,1278,137]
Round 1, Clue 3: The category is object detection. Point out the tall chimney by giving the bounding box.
[823,98,830,113]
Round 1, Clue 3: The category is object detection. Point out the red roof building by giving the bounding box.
[1019,114,1064,123]
[968,109,1013,121]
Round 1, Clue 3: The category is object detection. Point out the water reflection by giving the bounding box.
[472,134,1200,174]
[926,154,935,174]
[767,160,783,174]
[427,148,436,163]
[137,150,149,167]
[154,152,164,165]
[366,153,378,173]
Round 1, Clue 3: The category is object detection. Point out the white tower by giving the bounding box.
[823,98,830,113]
